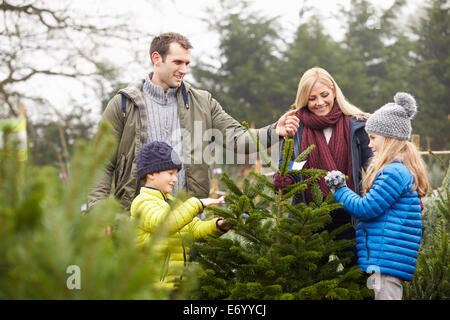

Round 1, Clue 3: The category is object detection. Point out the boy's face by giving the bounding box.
[146,168,178,194]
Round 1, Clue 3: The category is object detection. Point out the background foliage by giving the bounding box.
[0,123,170,299]
[192,0,449,151]
[404,165,449,299]
[2,0,448,166]
[0,0,448,300]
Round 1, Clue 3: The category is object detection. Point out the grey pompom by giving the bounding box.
[394,92,417,118]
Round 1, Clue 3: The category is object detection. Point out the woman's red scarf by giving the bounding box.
[297,101,354,202]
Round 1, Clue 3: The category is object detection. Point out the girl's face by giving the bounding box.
[368,133,385,156]
[307,81,335,116]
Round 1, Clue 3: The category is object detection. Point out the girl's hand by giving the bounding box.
[324,170,347,194]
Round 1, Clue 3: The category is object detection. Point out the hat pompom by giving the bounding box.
[394,92,417,118]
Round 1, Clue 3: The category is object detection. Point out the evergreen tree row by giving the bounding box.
[192,0,449,150]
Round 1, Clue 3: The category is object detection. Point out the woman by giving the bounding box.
[275,67,373,265]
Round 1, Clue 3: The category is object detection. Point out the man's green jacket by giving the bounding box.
[88,79,277,212]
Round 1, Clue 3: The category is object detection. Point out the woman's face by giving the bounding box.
[307,81,335,116]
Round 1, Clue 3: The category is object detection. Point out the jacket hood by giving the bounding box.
[118,79,146,107]
[349,115,368,134]
[352,112,371,122]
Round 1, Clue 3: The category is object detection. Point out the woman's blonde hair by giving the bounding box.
[295,67,368,117]
[362,137,430,198]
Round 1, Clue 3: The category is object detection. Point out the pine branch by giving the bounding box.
[237,195,251,213]
[241,121,278,172]
[207,206,236,220]
[246,182,268,199]
[281,182,307,200]
[220,172,243,197]
[279,138,293,176]
[311,183,323,206]
[248,171,276,191]
[286,169,328,179]
[294,144,316,163]
[247,186,276,202]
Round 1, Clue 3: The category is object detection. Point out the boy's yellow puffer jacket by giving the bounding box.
[130,187,225,289]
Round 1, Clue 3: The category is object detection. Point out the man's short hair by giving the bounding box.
[150,32,193,63]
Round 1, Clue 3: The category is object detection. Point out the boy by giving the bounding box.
[130,141,227,289]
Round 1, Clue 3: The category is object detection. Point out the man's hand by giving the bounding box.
[275,109,300,137]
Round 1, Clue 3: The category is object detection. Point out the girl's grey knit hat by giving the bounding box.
[365,92,417,140]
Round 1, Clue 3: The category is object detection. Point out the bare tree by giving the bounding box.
[0,0,153,119]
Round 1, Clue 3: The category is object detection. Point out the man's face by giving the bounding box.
[152,42,190,91]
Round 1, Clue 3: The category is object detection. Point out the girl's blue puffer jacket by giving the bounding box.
[334,162,422,281]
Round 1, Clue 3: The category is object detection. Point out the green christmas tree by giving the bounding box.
[0,121,171,299]
[185,122,370,300]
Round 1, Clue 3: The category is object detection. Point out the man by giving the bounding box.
[88,32,299,213]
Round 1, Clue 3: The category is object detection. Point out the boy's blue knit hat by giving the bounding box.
[136,141,182,179]
[365,92,417,140]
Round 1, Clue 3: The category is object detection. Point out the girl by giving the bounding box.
[324,92,430,300]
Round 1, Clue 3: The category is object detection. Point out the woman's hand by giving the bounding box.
[275,109,300,137]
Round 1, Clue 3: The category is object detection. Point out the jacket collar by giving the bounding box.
[143,74,178,105]
[348,116,367,138]
[349,116,366,130]
[119,73,190,109]
[141,186,177,203]
[118,79,146,108]
[142,186,168,201]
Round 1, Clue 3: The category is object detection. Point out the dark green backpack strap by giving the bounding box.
[121,94,126,117]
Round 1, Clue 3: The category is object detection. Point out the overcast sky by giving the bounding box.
[74,0,422,80]
[31,0,424,120]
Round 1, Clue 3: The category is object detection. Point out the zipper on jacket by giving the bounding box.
[160,250,171,282]
[364,228,370,261]
[179,232,187,281]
